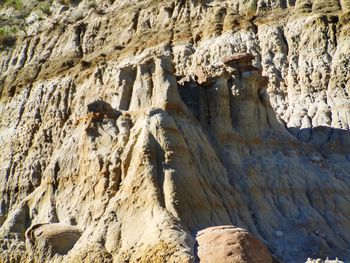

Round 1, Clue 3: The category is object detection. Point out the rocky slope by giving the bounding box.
[0,0,350,262]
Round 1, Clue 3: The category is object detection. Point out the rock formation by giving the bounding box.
[196,225,273,263]
[0,0,350,262]
[26,223,82,260]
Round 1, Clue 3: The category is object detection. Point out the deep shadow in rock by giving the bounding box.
[288,126,350,159]
[87,100,121,120]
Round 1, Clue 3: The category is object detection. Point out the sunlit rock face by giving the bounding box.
[0,1,350,262]
[196,225,273,263]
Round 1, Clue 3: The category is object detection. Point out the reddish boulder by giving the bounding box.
[196,225,272,263]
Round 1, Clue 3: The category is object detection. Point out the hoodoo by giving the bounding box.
[0,0,350,262]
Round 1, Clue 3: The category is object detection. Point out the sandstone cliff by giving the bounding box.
[0,0,350,262]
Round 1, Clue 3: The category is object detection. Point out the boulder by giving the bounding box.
[196,226,273,263]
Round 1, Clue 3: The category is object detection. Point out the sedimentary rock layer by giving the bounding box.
[0,0,350,262]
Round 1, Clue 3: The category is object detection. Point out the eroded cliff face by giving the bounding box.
[0,0,350,262]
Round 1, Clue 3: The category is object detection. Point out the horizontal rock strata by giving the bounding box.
[0,0,350,262]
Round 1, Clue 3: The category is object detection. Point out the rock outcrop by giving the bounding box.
[0,0,350,262]
[26,223,82,260]
[196,225,273,263]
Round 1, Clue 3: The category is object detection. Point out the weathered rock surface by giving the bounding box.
[26,223,82,260]
[0,0,350,262]
[306,259,344,263]
[196,225,273,263]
